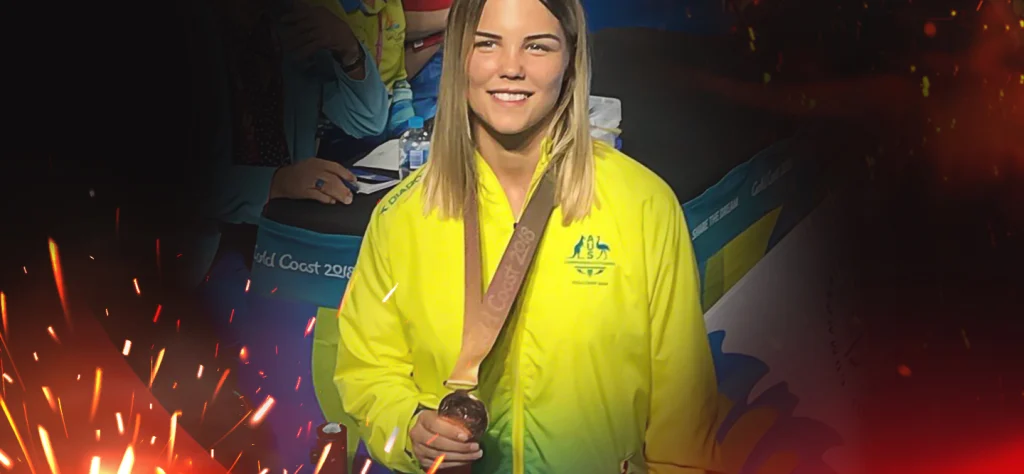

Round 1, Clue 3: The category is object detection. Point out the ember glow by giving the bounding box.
[38,425,61,474]
[0,448,12,469]
[312,442,332,474]
[116,446,135,474]
[90,367,102,422]
[0,291,7,336]
[48,238,71,330]
[249,395,276,428]
[304,317,317,337]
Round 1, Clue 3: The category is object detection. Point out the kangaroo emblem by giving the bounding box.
[596,237,610,259]
[571,236,585,258]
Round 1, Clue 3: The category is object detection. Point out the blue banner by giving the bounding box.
[250,217,362,308]
[682,132,824,309]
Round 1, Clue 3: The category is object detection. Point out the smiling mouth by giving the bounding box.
[489,91,533,102]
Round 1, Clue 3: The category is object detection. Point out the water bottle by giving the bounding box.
[398,116,430,180]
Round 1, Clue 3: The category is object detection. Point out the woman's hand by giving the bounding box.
[279,1,361,63]
[409,410,483,470]
[270,157,356,204]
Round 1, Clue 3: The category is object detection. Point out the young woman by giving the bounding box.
[335,0,723,472]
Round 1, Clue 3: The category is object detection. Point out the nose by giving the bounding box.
[498,47,525,80]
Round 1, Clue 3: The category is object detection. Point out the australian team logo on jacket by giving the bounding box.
[565,234,615,285]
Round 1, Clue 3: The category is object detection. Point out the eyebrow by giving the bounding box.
[474,31,563,42]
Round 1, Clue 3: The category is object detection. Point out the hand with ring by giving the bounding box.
[270,157,357,204]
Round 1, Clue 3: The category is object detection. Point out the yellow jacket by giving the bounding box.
[335,140,721,473]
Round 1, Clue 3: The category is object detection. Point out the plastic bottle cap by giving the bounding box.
[407,116,424,129]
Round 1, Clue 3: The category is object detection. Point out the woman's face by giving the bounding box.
[466,0,571,137]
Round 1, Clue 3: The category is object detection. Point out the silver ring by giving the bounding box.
[314,178,325,190]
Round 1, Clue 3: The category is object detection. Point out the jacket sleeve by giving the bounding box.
[642,189,723,474]
[313,43,390,138]
[335,210,432,474]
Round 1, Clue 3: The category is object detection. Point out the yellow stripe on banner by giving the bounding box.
[702,207,783,311]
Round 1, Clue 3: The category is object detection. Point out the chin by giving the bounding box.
[481,113,542,137]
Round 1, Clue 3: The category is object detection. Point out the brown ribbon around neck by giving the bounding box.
[444,171,557,391]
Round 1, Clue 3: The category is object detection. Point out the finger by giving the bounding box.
[314,175,353,204]
[439,458,480,469]
[313,158,358,183]
[424,433,479,454]
[426,416,474,443]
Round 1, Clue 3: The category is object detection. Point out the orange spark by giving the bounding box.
[48,238,71,330]
[426,454,445,474]
[151,436,157,445]
[149,348,166,388]
[116,446,134,474]
[304,317,316,337]
[95,430,101,441]
[155,238,162,273]
[41,386,56,412]
[239,346,249,363]
[1,291,7,336]
[57,399,68,438]
[212,369,230,402]
[0,331,23,389]
[133,278,141,295]
[313,443,332,474]
[153,304,163,323]
[0,448,12,469]
[295,376,302,391]
[360,459,373,474]
[47,326,60,344]
[249,396,276,428]
[38,426,60,474]
[168,411,180,466]
[122,340,132,356]
[245,279,251,293]
[90,368,102,422]
[201,401,208,424]
[88,457,100,474]
[211,410,253,448]
[898,364,913,377]
[33,352,38,362]
[115,412,125,435]
[2,374,12,384]
[197,364,204,379]
[132,414,141,445]
[226,451,243,472]
[156,468,167,474]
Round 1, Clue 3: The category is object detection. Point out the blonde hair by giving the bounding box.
[422,0,595,225]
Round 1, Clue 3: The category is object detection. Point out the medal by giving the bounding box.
[437,390,489,441]
[440,170,556,444]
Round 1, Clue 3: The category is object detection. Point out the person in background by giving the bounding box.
[183,0,389,288]
[335,0,723,472]
[403,0,451,121]
[183,1,389,467]
[310,0,417,163]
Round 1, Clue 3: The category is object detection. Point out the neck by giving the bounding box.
[473,119,548,188]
